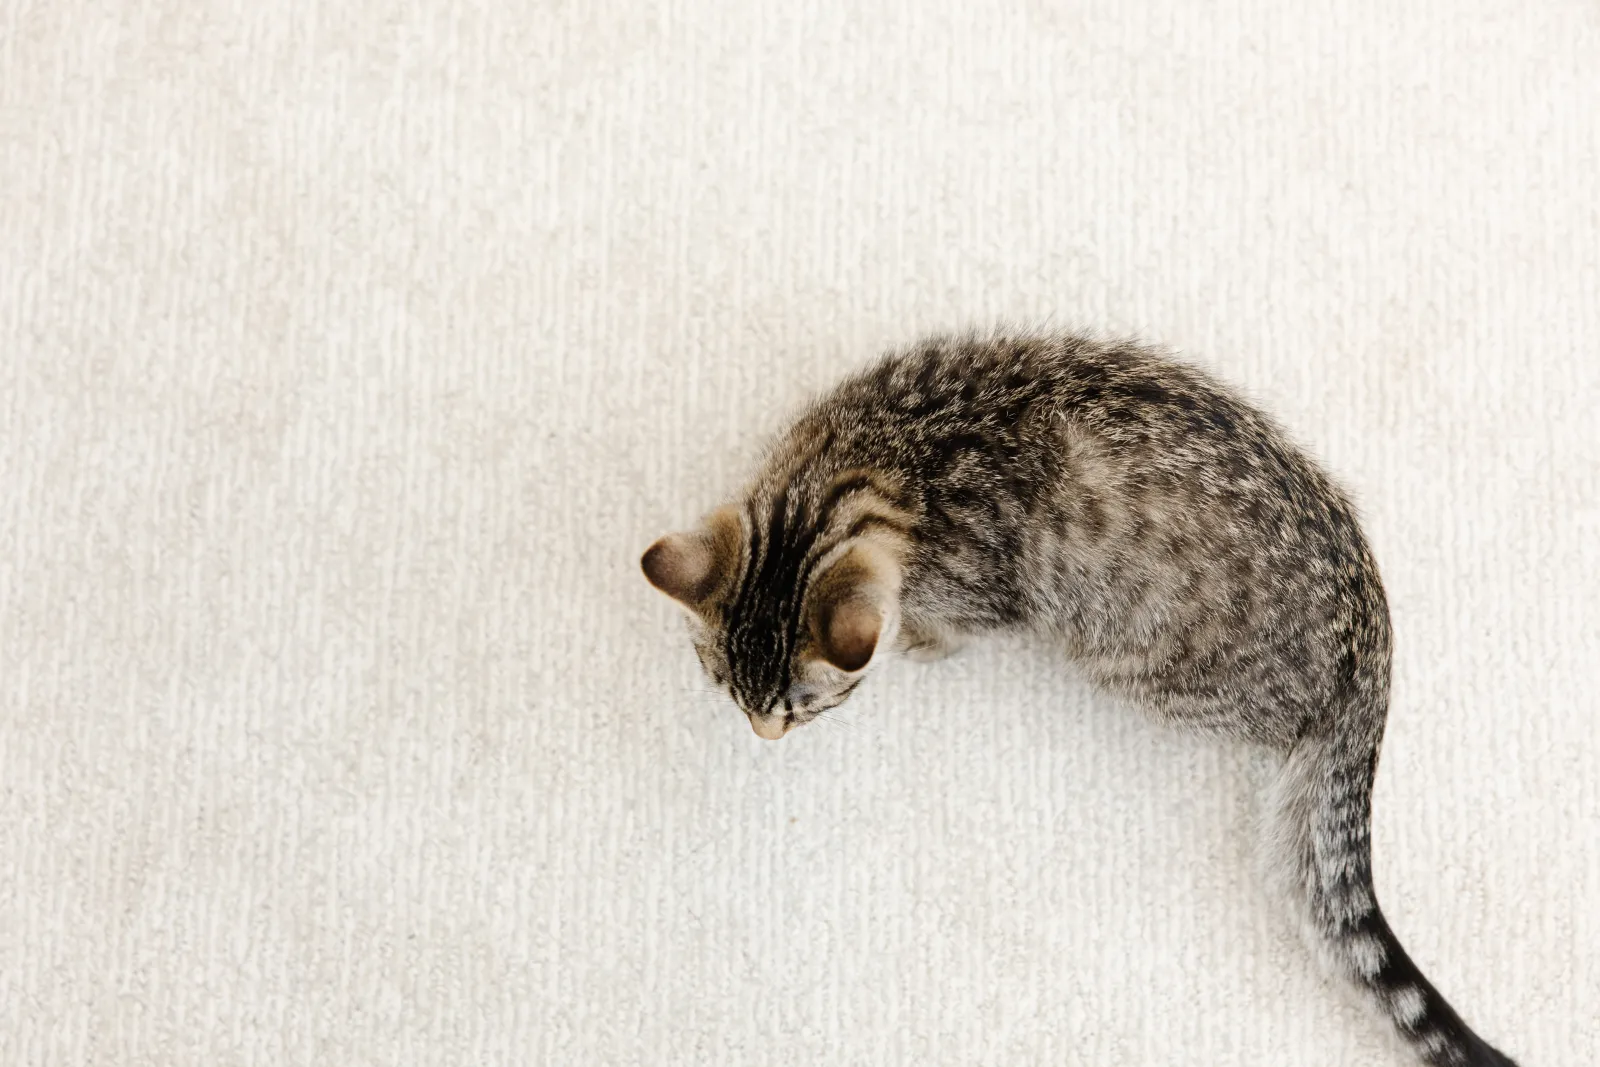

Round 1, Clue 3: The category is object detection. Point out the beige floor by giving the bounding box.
[2,2,1597,1064]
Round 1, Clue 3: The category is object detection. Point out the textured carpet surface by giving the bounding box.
[3,2,1598,1064]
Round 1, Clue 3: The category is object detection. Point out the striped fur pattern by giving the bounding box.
[642,331,1516,1064]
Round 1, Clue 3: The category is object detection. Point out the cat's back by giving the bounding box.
[786,334,1377,669]
[808,331,1309,508]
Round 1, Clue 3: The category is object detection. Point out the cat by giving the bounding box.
[641,331,1517,1066]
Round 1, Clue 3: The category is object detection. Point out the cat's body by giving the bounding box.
[642,332,1516,1066]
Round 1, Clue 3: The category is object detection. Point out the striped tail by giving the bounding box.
[1264,724,1518,1066]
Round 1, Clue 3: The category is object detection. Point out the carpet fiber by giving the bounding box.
[2,2,1597,1064]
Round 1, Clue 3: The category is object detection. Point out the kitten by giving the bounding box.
[642,331,1516,1066]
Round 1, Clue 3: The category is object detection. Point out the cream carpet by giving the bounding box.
[2,1,1597,1064]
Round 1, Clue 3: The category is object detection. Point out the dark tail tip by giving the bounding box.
[1467,1035,1519,1067]
[1420,1022,1517,1067]
[1355,907,1518,1067]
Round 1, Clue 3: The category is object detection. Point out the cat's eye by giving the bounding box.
[786,685,822,709]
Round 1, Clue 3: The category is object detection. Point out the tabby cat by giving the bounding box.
[641,332,1516,1066]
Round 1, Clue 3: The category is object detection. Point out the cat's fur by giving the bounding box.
[642,331,1516,1066]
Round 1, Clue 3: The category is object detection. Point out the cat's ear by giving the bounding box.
[814,595,882,672]
[641,507,741,610]
[808,543,900,673]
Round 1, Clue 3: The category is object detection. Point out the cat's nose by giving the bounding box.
[749,713,788,740]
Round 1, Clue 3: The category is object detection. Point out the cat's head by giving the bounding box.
[641,502,904,739]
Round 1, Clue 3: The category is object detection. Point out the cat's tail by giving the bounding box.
[1263,719,1518,1066]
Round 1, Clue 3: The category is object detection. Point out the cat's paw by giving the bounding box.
[899,631,966,663]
